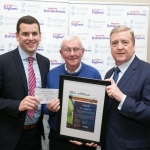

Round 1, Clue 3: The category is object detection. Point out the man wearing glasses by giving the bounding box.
[42,35,101,150]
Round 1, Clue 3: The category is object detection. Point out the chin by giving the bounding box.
[70,64,77,66]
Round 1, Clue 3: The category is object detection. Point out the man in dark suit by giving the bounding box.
[0,15,50,150]
[104,25,150,150]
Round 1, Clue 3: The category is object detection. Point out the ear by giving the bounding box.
[133,44,135,53]
[39,32,42,41]
[59,50,64,59]
[15,32,19,41]
[81,48,85,57]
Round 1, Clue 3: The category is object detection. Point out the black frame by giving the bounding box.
[56,75,110,146]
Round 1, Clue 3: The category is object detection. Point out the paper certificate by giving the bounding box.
[67,94,97,132]
[35,88,58,104]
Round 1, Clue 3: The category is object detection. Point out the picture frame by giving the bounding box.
[56,75,110,146]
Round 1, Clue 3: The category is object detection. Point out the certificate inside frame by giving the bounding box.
[56,75,110,146]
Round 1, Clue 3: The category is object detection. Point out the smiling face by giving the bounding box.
[60,38,84,72]
[16,23,41,56]
[110,30,135,66]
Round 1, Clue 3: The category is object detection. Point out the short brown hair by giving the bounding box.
[16,15,40,33]
[110,25,135,44]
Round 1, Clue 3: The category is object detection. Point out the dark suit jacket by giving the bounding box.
[104,56,150,150]
[0,48,50,150]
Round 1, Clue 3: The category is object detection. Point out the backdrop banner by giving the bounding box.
[0,1,149,150]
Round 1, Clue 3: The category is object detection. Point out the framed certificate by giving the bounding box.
[56,75,110,146]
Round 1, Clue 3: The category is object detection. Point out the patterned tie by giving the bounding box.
[113,67,120,83]
[26,57,36,118]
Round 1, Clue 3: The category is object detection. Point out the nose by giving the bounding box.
[70,49,75,55]
[117,42,123,49]
[28,34,33,40]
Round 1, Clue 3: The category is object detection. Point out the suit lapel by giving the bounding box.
[105,68,115,111]
[12,49,28,94]
[106,56,138,111]
[117,56,138,90]
[105,67,115,79]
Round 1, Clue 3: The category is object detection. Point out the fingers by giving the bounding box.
[70,140,99,148]
[70,140,83,146]
[47,98,60,112]
[30,96,40,103]
[26,100,38,110]
[19,96,40,111]
[105,79,124,102]
[105,78,115,85]
[85,142,94,147]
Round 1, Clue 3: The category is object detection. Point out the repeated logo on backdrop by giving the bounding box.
[92,34,109,40]
[134,35,145,40]
[0,15,3,25]
[3,4,18,11]
[53,33,64,39]
[71,5,89,15]
[0,45,4,51]
[85,46,92,52]
[44,7,65,13]
[50,60,62,65]
[107,22,120,28]
[37,45,44,51]
[92,59,104,64]
[4,33,16,38]
[87,19,105,28]
[127,10,146,16]
[0,1,149,80]
[7,43,12,51]
[71,21,84,27]
[47,44,51,53]
[92,9,104,15]
[107,7,124,16]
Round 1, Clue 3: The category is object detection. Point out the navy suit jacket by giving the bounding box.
[0,48,50,150]
[104,56,150,150]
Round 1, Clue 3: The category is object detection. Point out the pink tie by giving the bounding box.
[26,57,36,118]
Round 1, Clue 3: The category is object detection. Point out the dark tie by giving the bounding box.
[26,57,36,118]
[113,67,120,83]
[108,67,120,109]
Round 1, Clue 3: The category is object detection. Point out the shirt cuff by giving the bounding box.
[118,95,126,110]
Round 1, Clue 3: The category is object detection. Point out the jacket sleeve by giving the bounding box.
[120,74,150,127]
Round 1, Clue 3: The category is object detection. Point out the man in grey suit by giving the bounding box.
[0,15,50,150]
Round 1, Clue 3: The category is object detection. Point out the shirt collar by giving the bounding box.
[116,54,135,74]
[65,63,82,74]
[18,46,36,60]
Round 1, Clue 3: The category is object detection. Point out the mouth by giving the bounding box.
[27,42,35,47]
[69,58,77,60]
[117,53,125,55]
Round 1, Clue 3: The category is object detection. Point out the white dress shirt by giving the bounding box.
[18,47,41,125]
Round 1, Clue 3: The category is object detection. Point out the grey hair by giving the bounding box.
[110,25,135,44]
[60,35,84,50]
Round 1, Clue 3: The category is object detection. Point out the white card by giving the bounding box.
[35,88,58,104]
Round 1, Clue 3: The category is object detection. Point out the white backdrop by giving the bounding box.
[0,1,149,150]
[0,0,149,78]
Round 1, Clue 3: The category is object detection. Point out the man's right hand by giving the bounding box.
[19,96,40,111]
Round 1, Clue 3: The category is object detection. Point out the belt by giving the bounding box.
[23,122,38,130]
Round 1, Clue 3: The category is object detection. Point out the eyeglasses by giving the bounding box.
[62,47,82,54]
